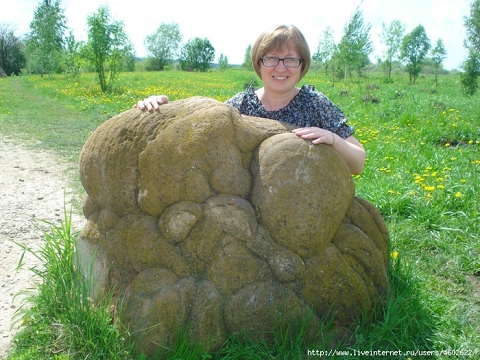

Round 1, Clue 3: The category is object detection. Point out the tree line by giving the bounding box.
[1,0,479,95]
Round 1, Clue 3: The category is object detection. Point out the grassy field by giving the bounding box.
[0,68,479,359]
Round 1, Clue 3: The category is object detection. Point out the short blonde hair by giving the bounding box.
[251,24,311,80]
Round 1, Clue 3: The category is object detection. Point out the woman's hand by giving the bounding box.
[292,127,335,145]
[133,95,169,111]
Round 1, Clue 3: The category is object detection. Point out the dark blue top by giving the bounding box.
[225,85,354,139]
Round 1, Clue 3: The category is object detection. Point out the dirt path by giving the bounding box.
[0,136,85,358]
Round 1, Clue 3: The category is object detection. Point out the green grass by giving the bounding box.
[1,68,479,359]
[11,212,131,359]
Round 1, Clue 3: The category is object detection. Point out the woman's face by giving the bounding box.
[260,45,302,95]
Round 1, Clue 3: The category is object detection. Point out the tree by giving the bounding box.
[0,23,26,75]
[313,27,335,76]
[25,0,66,77]
[86,5,134,92]
[380,19,405,81]
[461,0,480,95]
[464,0,480,51]
[242,44,253,70]
[179,37,215,72]
[400,25,431,84]
[431,39,447,85]
[144,22,182,71]
[218,53,229,71]
[63,30,82,79]
[461,49,480,95]
[336,5,373,82]
[123,42,136,72]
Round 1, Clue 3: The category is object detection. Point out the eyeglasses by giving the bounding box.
[260,56,303,68]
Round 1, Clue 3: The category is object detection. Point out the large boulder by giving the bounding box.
[77,97,389,355]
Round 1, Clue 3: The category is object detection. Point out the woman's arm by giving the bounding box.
[336,135,366,175]
[292,127,366,175]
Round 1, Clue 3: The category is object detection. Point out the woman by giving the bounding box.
[135,25,366,174]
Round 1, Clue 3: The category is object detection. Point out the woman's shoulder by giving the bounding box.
[299,84,326,99]
[297,84,334,106]
[226,86,257,106]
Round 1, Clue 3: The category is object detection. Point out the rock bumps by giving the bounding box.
[78,97,389,355]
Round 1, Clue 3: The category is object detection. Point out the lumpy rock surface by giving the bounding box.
[78,97,389,355]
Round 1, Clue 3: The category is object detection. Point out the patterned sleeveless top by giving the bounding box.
[225,85,354,139]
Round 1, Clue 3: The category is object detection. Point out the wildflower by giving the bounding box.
[414,175,424,183]
[391,251,399,260]
[455,192,462,198]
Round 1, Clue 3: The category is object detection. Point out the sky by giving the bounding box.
[1,0,473,70]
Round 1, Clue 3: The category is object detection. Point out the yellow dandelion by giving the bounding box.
[391,251,399,260]
[460,179,467,183]
[388,189,395,194]
[455,192,462,198]
[445,143,451,147]
[437,184,445,189]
